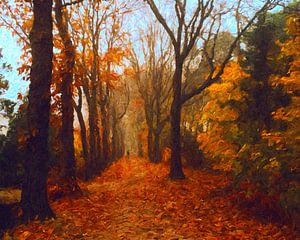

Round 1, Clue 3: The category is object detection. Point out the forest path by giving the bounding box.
[11,157,295,240]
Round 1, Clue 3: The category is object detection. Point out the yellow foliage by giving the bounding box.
[268,15,300,151]
[197,62,248,171]
[208,62,248,103]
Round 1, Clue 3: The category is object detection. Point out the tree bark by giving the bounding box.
[74,87,89,176]
[169,60,185,179]
[87,98,97,177]
[54,0,81,196]
[111,106,117,161]
[21,0,54,221]
[147,127,154,162]
[100,99,109,165]
[153,130,160,163]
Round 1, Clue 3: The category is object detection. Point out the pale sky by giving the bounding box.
[0,28,29,101]
[0,0,288,103]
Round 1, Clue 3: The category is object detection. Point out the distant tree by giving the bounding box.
[131,22,172,163]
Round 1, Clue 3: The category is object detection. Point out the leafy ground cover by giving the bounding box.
[4,157,297,239]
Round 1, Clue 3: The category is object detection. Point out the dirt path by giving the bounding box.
[10,157,296,240]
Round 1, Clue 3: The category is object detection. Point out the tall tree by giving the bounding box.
[146,0,279,179]
[54,0,81,195]
[238,11,291,144]
[21,0,54,221]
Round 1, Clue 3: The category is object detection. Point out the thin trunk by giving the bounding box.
[87,99,97,177]
[81,77,96,179]
[74,87,89,178]
[147,127,154,162]
[119,126,125,158]
[169,60,185,179]
[21,0,54,221]
[54,0,81,195]
[100,103,109,165]
[153,130,160,163]
[153,84,161,163]
[145,105,154,162]
[111,106,117,160]
[235,0,242,63]
[100,77,110,166]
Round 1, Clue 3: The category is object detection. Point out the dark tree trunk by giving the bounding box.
[119,127,125,158]
[153,86,162,163]
[169,60,185,179]
[145,106,154,162]
[54,0,81,195]
[153,130,160,163]
[147,127,154,162]
[21,0,54,221]
[87,98,97,177]
[74,87,89,173]
[100,103,109,165]
[95,116,102,170]
[111,106,117,161]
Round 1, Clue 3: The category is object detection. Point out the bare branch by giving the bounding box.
[146,0,178,49]
[181,0,278,104]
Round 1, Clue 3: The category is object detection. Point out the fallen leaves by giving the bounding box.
[9,157,297,239]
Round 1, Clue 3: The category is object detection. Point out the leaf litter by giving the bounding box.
[8,157,297,240]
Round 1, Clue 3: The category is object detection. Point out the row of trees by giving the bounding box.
[0,0,297,224]
[128,0,298,224]
[0,0,131,220]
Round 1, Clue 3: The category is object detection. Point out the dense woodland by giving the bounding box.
[0,0,299,239]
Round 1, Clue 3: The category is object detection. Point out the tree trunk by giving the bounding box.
[169,60,185,179]
[153,130,160,163]
[21,0,54,221]
[74,87,89,179]
[100,102,109,166]
[54,0,81,196]
[147,127,154,162]
[153,87,161,163]
[87,99,97,178]
[111,106,117,161]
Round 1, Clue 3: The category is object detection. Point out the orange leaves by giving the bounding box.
[10,157,295,239]
[273,16,300,91]
[197,62,248,171]
[102,47,127,66]
[267,15,300,154]
[221,62,250,84]
[124,67,135,77]
[209,62,248,103]
[100,70,121,83]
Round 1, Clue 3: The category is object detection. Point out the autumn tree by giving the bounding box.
[110,80,130,161]
[69,1,109,177]
[54,0,82,195]
[99,6,130,164]
[21,0,54,221]
[131,22,172,163]
[69,0,131,177]
[146,0,280,179]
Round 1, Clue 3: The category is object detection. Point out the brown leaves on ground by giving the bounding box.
[9,157,297,239]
